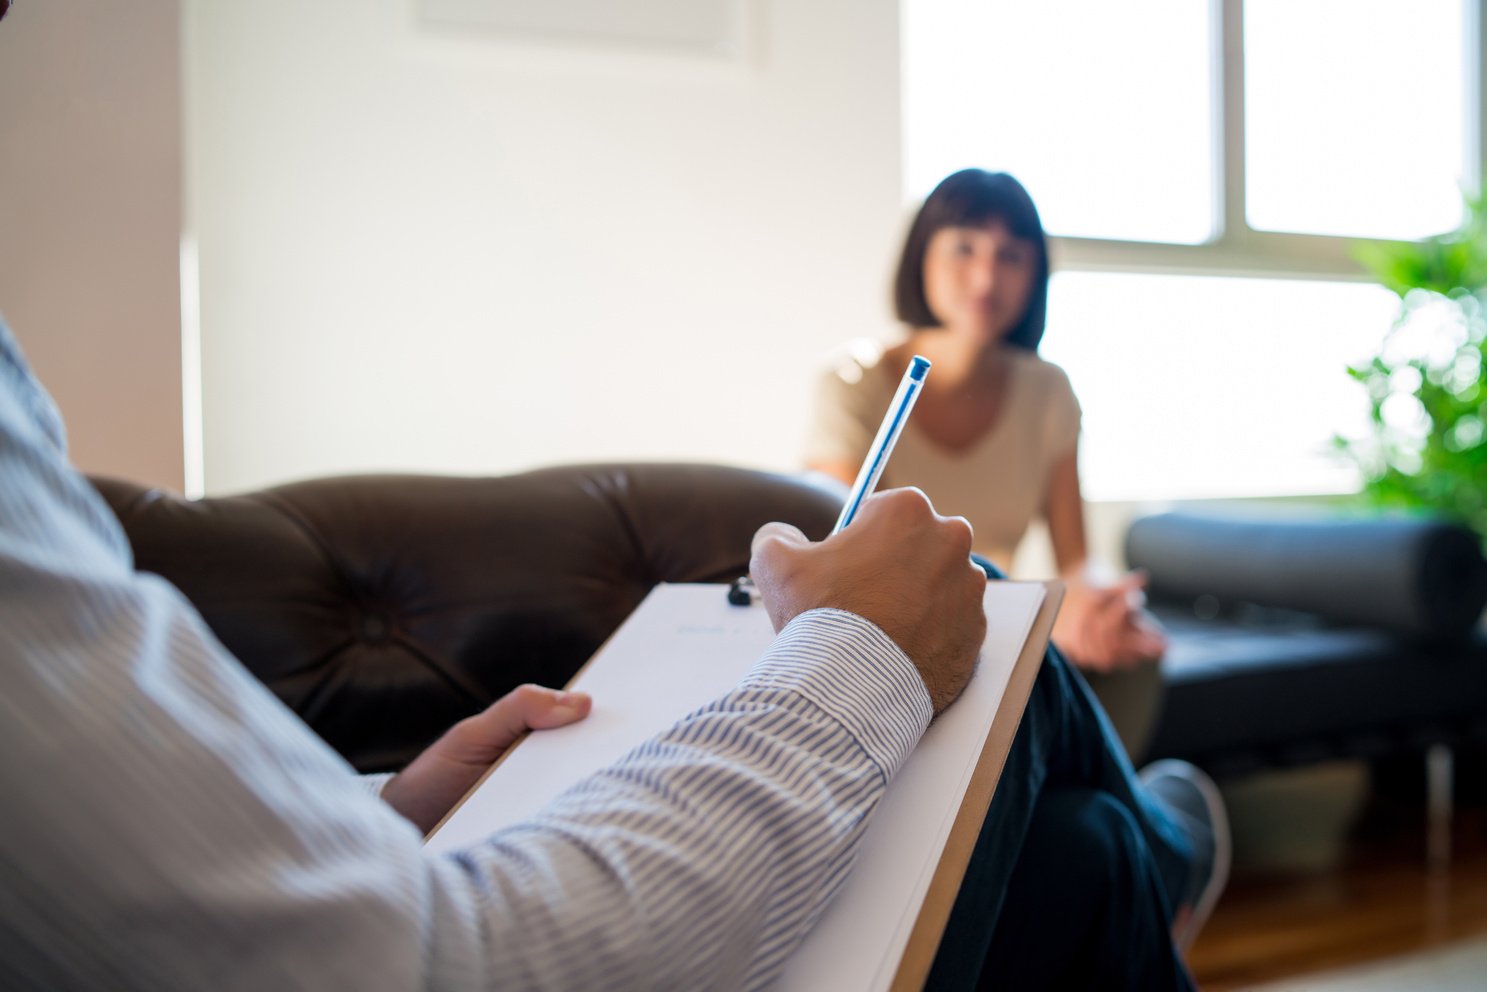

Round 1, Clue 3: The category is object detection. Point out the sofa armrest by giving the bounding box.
[1125,511,1487,640]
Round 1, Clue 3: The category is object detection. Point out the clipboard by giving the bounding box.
[889,578,1061,990]
[426,579,1062,991]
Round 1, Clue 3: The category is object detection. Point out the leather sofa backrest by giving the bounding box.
[1126,510,1487,640]
[90,464,843,772]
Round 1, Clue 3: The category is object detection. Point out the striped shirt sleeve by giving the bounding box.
[0,321,934,991]
[425,609,932,991]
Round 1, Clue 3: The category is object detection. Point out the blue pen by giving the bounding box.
[831,355,932,533]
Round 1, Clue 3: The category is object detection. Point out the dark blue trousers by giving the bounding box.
[926,569,1196,990]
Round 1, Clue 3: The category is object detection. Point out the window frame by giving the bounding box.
[1047,0,1487,281]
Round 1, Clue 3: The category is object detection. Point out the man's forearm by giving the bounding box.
[422,609,932,990]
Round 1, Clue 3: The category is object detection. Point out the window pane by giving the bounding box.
[1041,272,1399,501]
[1245,0,1466,240]
[903,0,1215,244]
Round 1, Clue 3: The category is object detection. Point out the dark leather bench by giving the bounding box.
[1146,607,1487,776]
[1125,508,1487,832]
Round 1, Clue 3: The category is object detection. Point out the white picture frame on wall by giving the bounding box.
[417,0,748,58]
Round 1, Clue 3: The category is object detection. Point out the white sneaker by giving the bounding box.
[1139,758,1232,951]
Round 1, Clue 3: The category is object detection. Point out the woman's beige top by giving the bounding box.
[807,339,1082,570]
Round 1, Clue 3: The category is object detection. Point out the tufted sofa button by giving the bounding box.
[360,614,390,643]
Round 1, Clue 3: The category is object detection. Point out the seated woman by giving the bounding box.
[806,168,1166,758]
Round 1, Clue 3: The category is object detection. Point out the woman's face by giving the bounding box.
[921,219,1038,342]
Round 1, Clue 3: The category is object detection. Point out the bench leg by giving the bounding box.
[1426,743,1454,871]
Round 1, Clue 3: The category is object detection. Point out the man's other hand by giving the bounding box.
[382,684,592,834]
[749,488,986,715]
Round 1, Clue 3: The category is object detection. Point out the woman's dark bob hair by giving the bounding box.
[892,169,1050,353]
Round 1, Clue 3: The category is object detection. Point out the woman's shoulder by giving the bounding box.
[819,338,898,393]
[1007,351,1082,441]
[1008,350,1076,396]
[810,338,901,443]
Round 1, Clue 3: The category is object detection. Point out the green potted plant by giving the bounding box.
[1335,191,1487,547]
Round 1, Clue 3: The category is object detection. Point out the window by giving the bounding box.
[1245,0,1467,240]
[903,0,1215,244]
[1042,272,1398,500]
[903,0,1484,500]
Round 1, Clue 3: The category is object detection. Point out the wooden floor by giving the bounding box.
[1188,806,1487,990]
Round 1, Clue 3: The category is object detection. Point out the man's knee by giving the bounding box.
[1029,788,1146,897]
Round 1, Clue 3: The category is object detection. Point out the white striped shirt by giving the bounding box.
[0,321,934,991]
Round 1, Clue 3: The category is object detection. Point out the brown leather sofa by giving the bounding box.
[90,464,843,773]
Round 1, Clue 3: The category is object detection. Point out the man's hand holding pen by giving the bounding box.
[749,488,986,715]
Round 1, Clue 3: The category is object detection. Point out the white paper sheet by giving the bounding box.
[426,581,1045,991]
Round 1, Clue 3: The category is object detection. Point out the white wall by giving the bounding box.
[188,0,906,494]
[0,0,184,491]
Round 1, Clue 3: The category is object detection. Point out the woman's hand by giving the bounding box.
[381,684,593,834]
[1054,571,1167,674]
